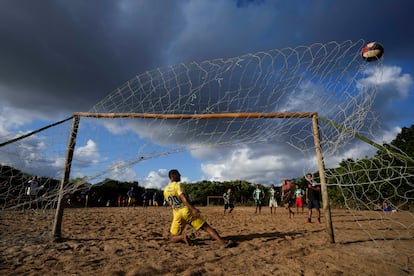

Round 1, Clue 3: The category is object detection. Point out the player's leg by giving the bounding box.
[301,198,304,214]
[201,223,226,246]
[305,200,313,223]
[169,213,190,244]
[307,208,313,223]
[169,233,190,244]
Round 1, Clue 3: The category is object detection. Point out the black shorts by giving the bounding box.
[224,203,234,209]
[308,199,320,209]
[283,198,293,206]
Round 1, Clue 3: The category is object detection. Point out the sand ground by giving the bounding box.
[1,206,413,275]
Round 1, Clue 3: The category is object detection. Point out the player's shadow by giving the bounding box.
[341,236,414,245]
[333,218,385,223]
[187,231,311,247]
[224,230,308,243]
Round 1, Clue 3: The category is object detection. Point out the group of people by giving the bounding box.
[240,174,321,224]
[162,169,322,248]
[281,173,321,223]
[250,175,321,223]
[126,186,157,208]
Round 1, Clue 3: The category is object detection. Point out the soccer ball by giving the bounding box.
[361,42,384,62]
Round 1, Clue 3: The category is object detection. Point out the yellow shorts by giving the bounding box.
[170,207,206,235]
[128,197,136,204]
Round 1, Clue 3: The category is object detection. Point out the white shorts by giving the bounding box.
[269,199,278,207]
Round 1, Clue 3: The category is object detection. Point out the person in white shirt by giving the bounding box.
[26,176,40,209]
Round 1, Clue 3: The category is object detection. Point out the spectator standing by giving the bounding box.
[268,184,278,214]
[281,178,295,219]
[253,184,265,214]
[305,173,321,224]
[294,184,305,214]
[127,186,136,208]
[223,188,234,214]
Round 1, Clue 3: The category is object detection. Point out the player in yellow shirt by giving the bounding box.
[164,169,227,246]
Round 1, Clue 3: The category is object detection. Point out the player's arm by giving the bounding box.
[179,193,200,217]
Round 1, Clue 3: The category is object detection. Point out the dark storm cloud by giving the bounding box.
[1,0,412,183]
[0,0,413,117]
[0,0,185,113]
[298,1,414,60]
[167,1,414,65]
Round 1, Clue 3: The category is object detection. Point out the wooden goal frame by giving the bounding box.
[52,112,335,243]
[207,196,224,206]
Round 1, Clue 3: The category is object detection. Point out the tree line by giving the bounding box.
[72,125,413,211]
[1,125,412,211]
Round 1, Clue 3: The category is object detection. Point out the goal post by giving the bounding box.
[52,115,80,238]
[53,111,335,243]
[312,114,334,243]
[207,196,224,206]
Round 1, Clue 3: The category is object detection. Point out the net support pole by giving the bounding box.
[52,115,80,238]
[312,114,335,243]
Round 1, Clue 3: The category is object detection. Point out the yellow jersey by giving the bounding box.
[163,181,185,209]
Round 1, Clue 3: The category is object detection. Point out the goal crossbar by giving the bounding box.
[74,111,318,119]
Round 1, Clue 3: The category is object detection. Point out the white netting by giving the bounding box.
[0,40,412,252]
[89,40,374,154]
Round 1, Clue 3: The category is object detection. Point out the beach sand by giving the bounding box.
[1,206,413,275]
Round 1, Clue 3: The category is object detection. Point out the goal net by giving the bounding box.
[207,196,224,206]
[1,40,412,252]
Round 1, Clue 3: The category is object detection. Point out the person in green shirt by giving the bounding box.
[253,184,265,214]
[223,188,234,214]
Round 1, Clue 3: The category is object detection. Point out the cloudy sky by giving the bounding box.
[1,0,413,188]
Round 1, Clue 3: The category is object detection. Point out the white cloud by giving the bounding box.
[325,126,402,167]
[109,160,137,182]
[375,126,402,145]
[200,146,295,184]
[141,168,191,189]
[358,66,412,98]
[0,102,38,139]
[189,144,225,159]
[74,139,100,165]
[141,169,167,189]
